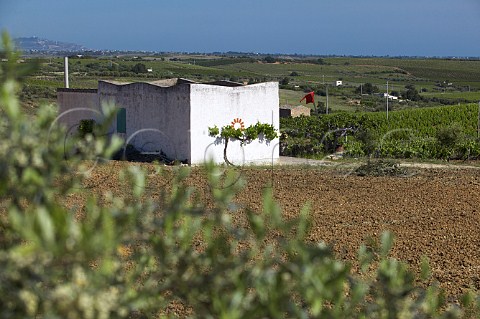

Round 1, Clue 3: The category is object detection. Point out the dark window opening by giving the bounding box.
[117,108,126,133]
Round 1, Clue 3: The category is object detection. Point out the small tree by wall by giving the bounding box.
[77,119,97,138]
[208,120,277,166]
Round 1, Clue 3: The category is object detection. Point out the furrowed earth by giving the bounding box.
[74,161,480,299]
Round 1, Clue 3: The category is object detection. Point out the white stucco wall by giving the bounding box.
[98,81,191,162]
[56,89,102,135]
[189,82,279,165]
[57,80,279,165]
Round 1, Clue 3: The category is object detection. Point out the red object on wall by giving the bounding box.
[300,91,315,104]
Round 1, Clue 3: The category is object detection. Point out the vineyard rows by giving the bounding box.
[280,103,480,159]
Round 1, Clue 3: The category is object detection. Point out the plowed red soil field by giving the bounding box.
[79,161,480,298]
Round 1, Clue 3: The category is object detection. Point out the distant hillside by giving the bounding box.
[14,37,88,52]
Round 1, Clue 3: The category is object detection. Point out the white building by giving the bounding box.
[335,80,343,86]
[382,93,399,100]
[57,79,279,165]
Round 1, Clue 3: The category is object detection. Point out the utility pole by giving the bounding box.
[326,84,329,114]
[386,81,389,121]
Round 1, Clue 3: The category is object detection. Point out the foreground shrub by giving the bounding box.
[1,33,479,318]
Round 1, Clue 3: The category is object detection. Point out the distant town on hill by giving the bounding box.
[14,37,88,53]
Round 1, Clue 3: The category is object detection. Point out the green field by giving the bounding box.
[279,89,360,112]
[17,55,480,112]
[421,91,480,101]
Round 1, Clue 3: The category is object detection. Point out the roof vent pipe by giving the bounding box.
[64,56,69,88]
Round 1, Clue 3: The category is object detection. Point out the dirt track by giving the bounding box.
[81,162,480,298]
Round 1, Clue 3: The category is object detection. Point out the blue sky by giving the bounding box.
[1,0,480,56]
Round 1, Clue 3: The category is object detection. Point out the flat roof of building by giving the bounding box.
[58,78,272,91]
[100,78,244,88]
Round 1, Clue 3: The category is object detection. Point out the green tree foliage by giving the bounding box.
[1,33,479,318]
[355,82,379,95]
[316,88,326,96]
[436,122,464,147]
[402,84,422,101]
[355,159,410,177]
[77,119,98,138]
[316,101,327,114]
[390,90,400,97]
[263,56,276,63]
[280,77,289,86]
[131,62,147,74]
[208,122,277,165]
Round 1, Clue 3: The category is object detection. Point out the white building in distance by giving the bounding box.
[57,79,280,165]
[381,93,399,100]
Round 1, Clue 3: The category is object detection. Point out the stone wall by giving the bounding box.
[291,106,310,117]
[280,105,310,118]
